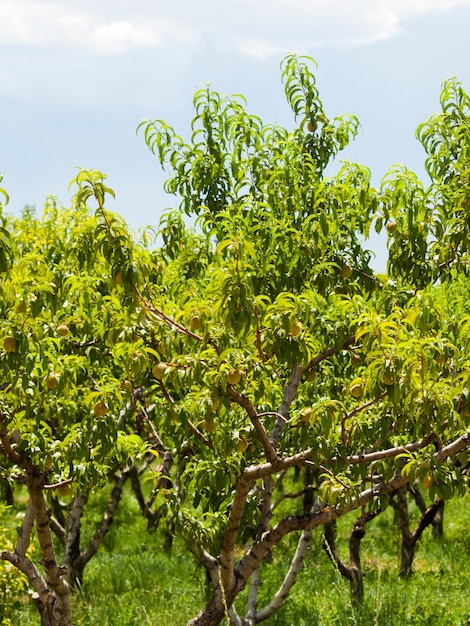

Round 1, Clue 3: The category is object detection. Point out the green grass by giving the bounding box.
[2,490,470,625]
[244,494,470,626]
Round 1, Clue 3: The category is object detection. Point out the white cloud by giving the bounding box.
[0,2,196,56]
[0,0,469,107]
[1,0,470,59]
[89,22,160,56]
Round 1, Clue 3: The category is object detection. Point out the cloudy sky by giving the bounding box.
[1,1,470,265]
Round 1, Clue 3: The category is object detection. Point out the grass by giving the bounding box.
[246,494,470,626]
[2,488,470,625]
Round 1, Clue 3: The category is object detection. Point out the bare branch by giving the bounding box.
[303,335,355,372]
[270,365,303,447]
[227,385,277,464]
[49,517,66,546]
[272,485,315,511]
[1,550,48,597]
[0,421,23,466]
[435,430,470,461]
[255,527,312,622]
[235,472,410,590]
[63,494,87,570]
[16,499,34,556]
[135,286,203,341]
[78,472,129,568]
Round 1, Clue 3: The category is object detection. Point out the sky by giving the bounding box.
[1,1,470,268]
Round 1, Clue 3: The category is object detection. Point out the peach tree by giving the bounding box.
[0,188,149,625]
[131,56,470,625]
[2,55,470,626]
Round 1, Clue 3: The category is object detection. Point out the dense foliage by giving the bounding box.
[1,55,470,626]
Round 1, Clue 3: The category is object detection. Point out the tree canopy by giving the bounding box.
[1,54,470,626]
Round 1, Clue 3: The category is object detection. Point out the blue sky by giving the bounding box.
[1,1,470,268]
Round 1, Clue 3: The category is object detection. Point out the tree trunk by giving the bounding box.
[323,508,378,604]
[62,494,87,589]
[31,592,53,626]
[323,520,363,603]
[391,486,444,579]
[27,472,72,626]
[186,584,238,626]
[62,472,129,590]
[408,486,445,537]
[431,499,444,537]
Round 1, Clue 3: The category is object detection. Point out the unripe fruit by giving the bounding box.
[421,475,433,490]
[153,362,167,380]
[307,120,317,133]
[387,220,397,233]
[350,353,361,367]
[93,401,108,416]
[306,369,317,382]
[16,301,27,313]
[114,271,124,286]
[382,372,394,386]
[202,418,216,433]
[45,373,58,390]
[289,320,302,337]
[237,437,248,453]
[227,370,241,385]
[57,324,69,337]
[341,264,353,279]
[120,380,133,393]
[302,407,313,423]
[3,336,16,353]
[349,382,364,399]
[190,316,201,330]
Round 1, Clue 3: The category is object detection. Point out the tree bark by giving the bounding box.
[391,486,444,579]
[409,485,444,537]
[255,527,312,622]
[322,510,376,605]
[62,494,87,589]
[63,472,129,589]
[27,471,72,626]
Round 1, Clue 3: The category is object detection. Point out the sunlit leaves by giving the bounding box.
[0,173,12,273]
[381,78,470,285]
[70,168,115,211]
[3,55,470,600]
[0,189,150,490]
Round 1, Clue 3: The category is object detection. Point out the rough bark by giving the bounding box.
[28,473,72,626]
[390,486,444,579]
[255,527,312,622]
[409,485,444,537]
[322,508,378,605]
[62,494,87,589]
[244,476,274,625]
[187,473,409,626]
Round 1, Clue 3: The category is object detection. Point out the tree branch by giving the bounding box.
[77,471,129,569]
[16,498,34,557]
[255,526,312,622]
[226,386,277,463]
[0,550,48,597]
